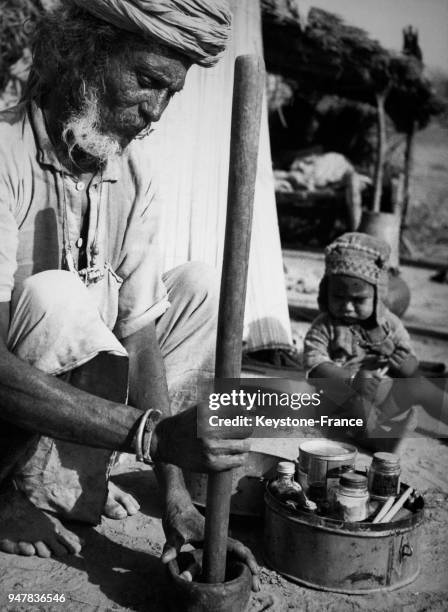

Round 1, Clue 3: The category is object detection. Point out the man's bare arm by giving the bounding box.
[0,302,140,451]
[121,322,191,501]
[121,320,170,416]
[0,303,250,472]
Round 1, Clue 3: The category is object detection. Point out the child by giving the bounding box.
[304,232,446,450]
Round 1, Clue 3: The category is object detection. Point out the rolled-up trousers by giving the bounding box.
[1,263,217,524]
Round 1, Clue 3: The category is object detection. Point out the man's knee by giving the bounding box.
[166,262,219,310]
[20,270,94,320]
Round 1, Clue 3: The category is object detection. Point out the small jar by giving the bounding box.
[368,452,401,498]
[269,462,302,504]
[335,473,369,522]
[327,465,354,498]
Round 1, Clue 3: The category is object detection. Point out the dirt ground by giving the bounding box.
[1,251,447,612]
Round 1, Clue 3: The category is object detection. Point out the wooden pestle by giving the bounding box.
[201,54,265,584]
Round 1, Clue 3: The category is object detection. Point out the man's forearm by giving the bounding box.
[122,322,192,502]
[0,346,141,451]
[122,321,171,416]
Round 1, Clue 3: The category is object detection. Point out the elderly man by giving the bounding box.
[0,0,258,583]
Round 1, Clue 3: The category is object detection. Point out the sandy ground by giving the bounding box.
[405,124,448,262]
[1,251,447,611]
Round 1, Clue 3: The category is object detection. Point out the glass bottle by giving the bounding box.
[269,462,317,511]
[269,462,302,504]
[335,473,369,522]
[368,452,401,499]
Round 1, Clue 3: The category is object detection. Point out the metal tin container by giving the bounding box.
[297,439,357,496]
[264,485,424,594]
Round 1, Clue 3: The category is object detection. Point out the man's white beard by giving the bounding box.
[62,88,121,164]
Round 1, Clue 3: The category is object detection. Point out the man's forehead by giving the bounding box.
[122,39,191,83]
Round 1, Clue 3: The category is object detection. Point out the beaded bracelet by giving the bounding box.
[135,409,162,465]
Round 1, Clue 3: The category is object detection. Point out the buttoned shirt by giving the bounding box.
[0,101,169,338]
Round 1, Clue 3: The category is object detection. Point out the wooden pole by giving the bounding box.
[401,121,416,229]
[202,54,265,584]
[372,91,387,213]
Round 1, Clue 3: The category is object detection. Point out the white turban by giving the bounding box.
[71,0,232,67]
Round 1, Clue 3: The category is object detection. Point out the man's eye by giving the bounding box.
[137,74,155,88]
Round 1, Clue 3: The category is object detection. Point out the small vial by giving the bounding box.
[269,462,302,503]
[269,462,316,511]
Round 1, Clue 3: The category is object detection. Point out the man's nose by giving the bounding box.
[144,89,172,123]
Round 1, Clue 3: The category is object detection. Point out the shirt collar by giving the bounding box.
[30,100,119,182]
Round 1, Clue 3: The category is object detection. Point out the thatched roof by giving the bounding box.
[261,0,444,129]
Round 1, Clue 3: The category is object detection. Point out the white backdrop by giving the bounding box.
[150,0,292,351]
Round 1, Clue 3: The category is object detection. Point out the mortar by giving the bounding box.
[167,550,252,612]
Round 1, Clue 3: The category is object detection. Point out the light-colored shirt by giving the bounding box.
[0,101,169,338]
[303,309,414,376]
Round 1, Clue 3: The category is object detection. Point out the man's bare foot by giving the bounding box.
[103,481,140,520]
[0,490,82,558]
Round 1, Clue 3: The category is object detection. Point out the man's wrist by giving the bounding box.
[134,409,162,465]
[148,420,164,463]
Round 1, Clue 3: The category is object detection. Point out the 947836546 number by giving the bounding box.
[8,594,66,603]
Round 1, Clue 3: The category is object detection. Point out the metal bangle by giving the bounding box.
[135,409,162,465]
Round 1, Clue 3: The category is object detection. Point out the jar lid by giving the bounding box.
[372,452,400,466]
[340,472,368,490]
[276,461,295,475]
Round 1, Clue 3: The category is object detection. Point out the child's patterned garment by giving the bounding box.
[304,309,415,378]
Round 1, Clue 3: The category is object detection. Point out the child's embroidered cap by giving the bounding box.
[325,232,390,287]
[319,232,391,321]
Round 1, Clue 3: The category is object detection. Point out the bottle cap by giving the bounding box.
[340,472,368,491]
[276,461,296,475]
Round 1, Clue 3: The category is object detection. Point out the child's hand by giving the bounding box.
[352,369,381,400]
[388,345,418,377]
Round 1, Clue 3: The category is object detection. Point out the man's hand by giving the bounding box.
[150,405,250,473]
[388,345,418,377]
[160,500,260,591]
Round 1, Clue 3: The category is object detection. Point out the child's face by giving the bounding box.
[327,275,375,323]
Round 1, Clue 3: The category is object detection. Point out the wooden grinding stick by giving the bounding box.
[201,54,265,584]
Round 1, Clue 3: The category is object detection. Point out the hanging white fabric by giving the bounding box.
[149,0,292,351]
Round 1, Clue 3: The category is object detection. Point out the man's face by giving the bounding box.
[327,275,375,323]
[62,39,191,162]
[99,40,191,146]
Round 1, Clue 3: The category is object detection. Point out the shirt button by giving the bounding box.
[76,238,83,248]
[76,181,85,191]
